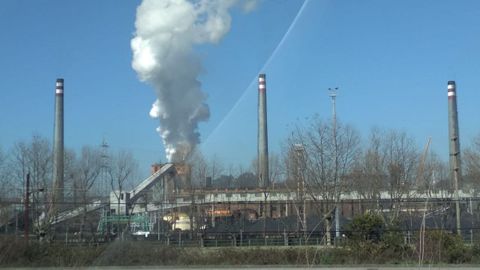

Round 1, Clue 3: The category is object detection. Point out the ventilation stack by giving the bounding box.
[258,74,269,188]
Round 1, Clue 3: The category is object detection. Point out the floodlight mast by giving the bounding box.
[328,87,340,242]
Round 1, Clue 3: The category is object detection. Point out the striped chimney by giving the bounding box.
[448,80,463,236]
[448,81,461,178]
[258,74,269,188]
[52,78,64,212]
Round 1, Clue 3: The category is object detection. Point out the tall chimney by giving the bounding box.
[258,74,269,188]
[448,81,462,179]
[52,78,64,212]
[448,80,462,236]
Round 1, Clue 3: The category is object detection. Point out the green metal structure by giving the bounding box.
[97,214,151,235]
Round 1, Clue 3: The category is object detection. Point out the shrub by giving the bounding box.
[346,212,385,243]
[421,230,471,264]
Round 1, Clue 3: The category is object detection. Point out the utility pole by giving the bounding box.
[329,87,340,242]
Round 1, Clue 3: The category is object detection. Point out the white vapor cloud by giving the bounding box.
[132,0,256,162]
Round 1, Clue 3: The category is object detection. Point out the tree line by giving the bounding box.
[0,135,139,236]
[2,116,480,217]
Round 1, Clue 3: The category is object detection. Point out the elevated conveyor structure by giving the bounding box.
[128,163,175,205]
[37,199,105,226]
[52,200,105,225]
[44,164,175,228]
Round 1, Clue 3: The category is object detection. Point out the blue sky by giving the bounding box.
[1,0,480,178]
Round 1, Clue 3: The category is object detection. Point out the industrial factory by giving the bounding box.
[2,74,478,247]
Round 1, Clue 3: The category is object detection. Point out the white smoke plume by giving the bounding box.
[132,0,251,162]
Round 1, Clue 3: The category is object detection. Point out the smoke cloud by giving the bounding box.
[132,0,247,162]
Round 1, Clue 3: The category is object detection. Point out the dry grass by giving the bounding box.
[0,235,478,267]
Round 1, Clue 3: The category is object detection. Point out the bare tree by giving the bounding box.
[268,153,283,188]
[353,128,419,221]
[10,142,29,197]
[10,135,52,217]
[207,154,224,185]
[235,172,257,188]
[282,116,361,245]
[74,146,102,239]
[63,149,77,206]
[250,153,283,188]
[108,150,138,238]
[0,146,8,199]
[109,150,138,215]
[351,128,387,204]
[335,123,362,194]
[0,146,13,230]
[284,120,331,202]
[382,130,419,219]
[188,149,208,188]
[236,164,246,178]
[418,151,449,195]
[430,158,451,194]
[284,117,361,204]
[464,134,480,194]
[77,147,102,199]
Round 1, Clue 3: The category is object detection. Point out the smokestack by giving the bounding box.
[52,78,64,211]
[258,74,269,188]
[448,80,462,179]
[448,80,462,236]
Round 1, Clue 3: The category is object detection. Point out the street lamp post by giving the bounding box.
[328,87,340,242]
